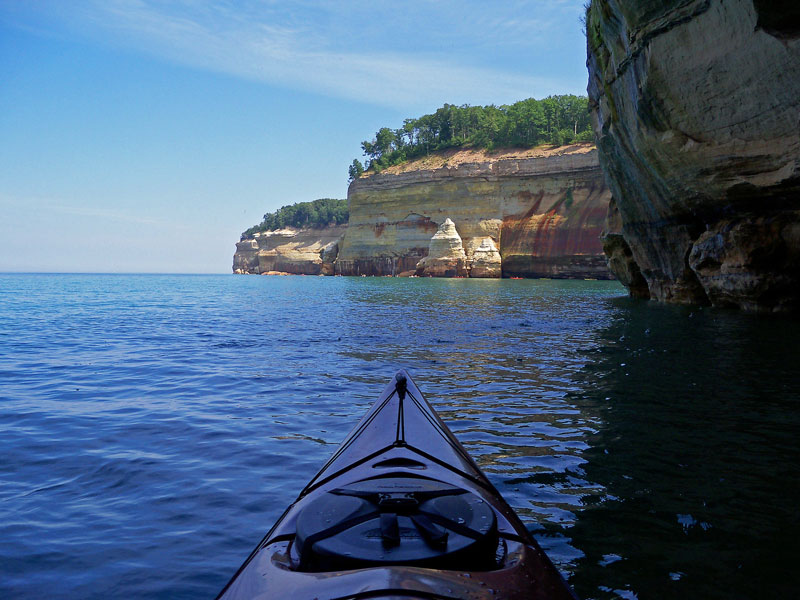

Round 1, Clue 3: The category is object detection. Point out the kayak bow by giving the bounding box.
[216,370,577,600]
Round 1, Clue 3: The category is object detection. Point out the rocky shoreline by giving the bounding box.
[234,144,613,280]
[232,225,345,276]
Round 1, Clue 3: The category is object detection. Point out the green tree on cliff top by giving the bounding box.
[241,198,348,239]
[351,95,594,177]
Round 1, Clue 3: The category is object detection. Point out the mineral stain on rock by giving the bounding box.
[234,145,613,280]
[335,144,613,279]
[501,183,609,278]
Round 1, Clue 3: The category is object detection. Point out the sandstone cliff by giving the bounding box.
[233,225,346,275]
[587,0,800,312]
[336,144,612,278]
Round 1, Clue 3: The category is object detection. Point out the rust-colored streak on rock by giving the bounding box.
[500,179,608,278]
[253,144,617,279]
[500,182,609,278]
[522,192,544,220]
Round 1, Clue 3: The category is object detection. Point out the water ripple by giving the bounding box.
[1,274,798,599]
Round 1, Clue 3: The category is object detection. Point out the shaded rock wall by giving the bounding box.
[336,144,612,278]
[587,0,800,311]
[233,225,346,275]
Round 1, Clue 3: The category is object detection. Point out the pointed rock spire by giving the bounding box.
[415,218,468,277]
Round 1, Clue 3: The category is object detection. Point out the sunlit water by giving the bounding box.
[1,274,798,599]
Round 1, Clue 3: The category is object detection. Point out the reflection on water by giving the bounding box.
[567,300,800,599]
[335,278,800,599]
[1,275,798,599]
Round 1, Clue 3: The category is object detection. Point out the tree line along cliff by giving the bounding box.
[235,96,613,281]
[349,96,595,180]
[242,198,348,239]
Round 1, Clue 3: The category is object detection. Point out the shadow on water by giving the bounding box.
[567,299,800,600]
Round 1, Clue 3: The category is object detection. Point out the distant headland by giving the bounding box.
[234,98,612,280]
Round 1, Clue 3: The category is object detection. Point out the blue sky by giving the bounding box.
[0,1,590,273]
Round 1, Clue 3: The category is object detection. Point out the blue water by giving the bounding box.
[1,274,798,599]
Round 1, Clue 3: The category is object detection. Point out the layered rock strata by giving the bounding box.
[233,225,346,275]
[587,0,800,311]
[233,238,260,274]
[336,144,612,278]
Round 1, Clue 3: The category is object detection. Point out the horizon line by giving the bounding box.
[0,271,230,276]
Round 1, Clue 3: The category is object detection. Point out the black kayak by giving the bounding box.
[216,370,578,600]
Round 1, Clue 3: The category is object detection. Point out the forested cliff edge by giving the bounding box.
[234,98,612,279]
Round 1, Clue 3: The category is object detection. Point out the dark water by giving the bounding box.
[1,274,798,599]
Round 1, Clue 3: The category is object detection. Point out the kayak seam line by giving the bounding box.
[401,444,492,492]
[327,391,395,464]
[307,391,397,488]
[300,444,397,496]
[405,391,471,458]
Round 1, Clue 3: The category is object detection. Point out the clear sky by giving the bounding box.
[0,1,590,273]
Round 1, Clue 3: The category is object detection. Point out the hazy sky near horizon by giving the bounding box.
[1,0,590,273]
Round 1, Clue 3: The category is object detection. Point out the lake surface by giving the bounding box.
[1,274,798,599]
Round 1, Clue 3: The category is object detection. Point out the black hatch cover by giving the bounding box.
[294,477,498,571]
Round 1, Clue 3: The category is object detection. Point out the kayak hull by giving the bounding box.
[216,371,577,600]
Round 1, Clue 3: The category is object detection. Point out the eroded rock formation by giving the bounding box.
[415,218,468,277]
[587,0,800,311]
[469,237,502,278]
[233,238,260,274]
[336,144,612,279]
[232,226,345,275]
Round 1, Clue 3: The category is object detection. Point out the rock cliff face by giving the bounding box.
[233,225,346,275]
[336,144,612,278]
[587,0,800,312]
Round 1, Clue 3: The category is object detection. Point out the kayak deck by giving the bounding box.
[216,371,577,600]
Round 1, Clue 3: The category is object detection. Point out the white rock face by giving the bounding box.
[469,237,502,278]
[415,218,468,277]
[232,238,259,274]
[232,226,346,275]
